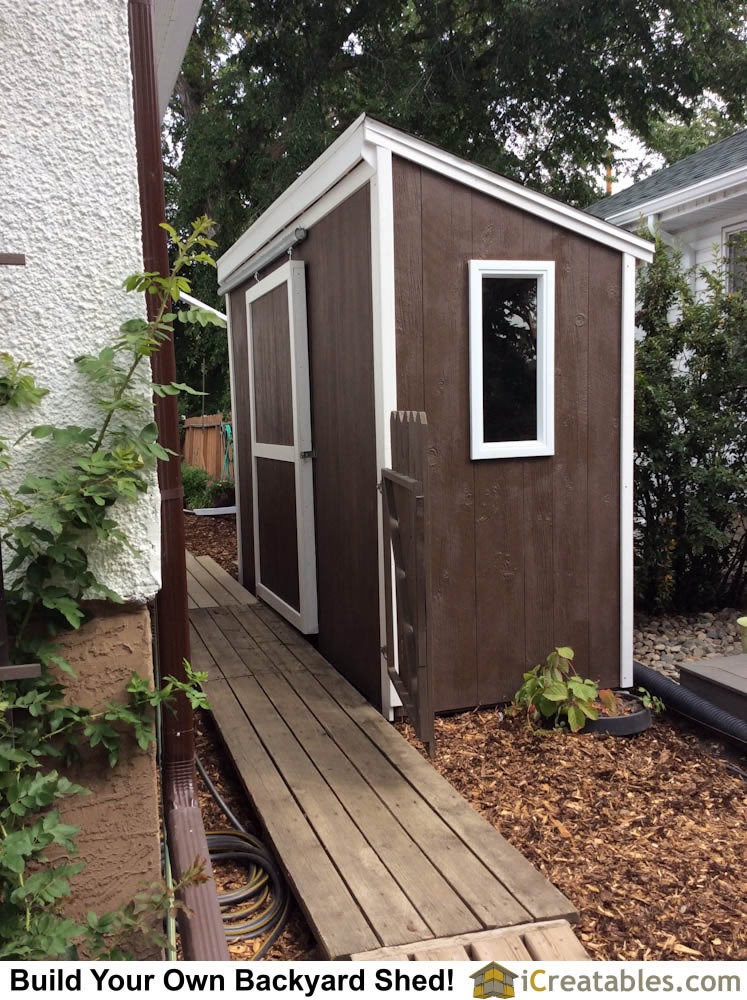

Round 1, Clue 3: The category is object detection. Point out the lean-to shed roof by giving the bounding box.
[218,115,653,290]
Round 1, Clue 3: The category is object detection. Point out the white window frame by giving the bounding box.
[722,220,747,293]
[469,259,555,460]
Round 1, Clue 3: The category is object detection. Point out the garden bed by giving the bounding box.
[396,713,746,960]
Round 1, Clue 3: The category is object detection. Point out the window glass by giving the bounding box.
[727,230,747,293]
[482,276,537,443]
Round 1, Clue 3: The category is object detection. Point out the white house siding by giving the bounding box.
[0,0,161,602]
[660,214,746,297]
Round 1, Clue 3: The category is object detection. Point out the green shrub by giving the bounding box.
[635,232,747,612]
[181,463,212,509]
[514,647,599,732]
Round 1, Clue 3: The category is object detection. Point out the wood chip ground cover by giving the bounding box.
[396,713,747,961]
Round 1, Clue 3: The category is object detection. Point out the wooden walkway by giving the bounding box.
[187,553,586,960]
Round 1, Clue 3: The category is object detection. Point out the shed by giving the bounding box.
[216,115,653,718]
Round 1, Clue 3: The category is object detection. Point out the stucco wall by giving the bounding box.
[0,0,161,602]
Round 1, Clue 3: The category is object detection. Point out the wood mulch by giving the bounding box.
[183,512,239,579]
[396,712,747,961]
[195,712,319,961]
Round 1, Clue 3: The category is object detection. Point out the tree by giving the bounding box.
[164,1,747,411]
[634,234,747,612]
[626,96,743,182]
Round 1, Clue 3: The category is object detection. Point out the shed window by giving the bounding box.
[469,260,555,459]
[725,227,747,293]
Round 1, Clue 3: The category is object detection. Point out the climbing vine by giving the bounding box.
[0,218,224,958]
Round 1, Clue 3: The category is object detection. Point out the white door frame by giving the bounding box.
[245,260,318,634]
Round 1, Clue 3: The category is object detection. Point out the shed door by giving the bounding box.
[245,261,318,634]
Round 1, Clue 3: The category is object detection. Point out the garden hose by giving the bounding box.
[195,754,289,958]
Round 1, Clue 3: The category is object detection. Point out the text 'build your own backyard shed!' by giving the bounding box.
[217,115,654,726]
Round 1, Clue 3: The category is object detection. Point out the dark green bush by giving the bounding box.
[635,232,747,612]
[181,463,212,509]
[181,464,235,509]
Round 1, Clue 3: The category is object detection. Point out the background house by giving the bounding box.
[217,116,653,717]
[1,0,214,951]
[588,129,747,292]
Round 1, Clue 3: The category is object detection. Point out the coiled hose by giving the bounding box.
[196,755,289,958]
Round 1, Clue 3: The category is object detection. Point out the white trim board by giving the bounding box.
[369,144,401,718]
[218,116,654,287]
[224,291,244,585]
[468,260,555,460]
[619,255,636,688]
[218,116,370,282]
[602,164,747,228]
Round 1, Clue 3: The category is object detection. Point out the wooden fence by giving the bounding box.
[182,413,234,481]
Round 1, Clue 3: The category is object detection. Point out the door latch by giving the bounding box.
[300,449,316,459]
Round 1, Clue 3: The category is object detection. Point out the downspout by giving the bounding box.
[128,0,229,961]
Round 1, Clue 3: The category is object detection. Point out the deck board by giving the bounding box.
[679,654,747,721]
[192,586,580,958]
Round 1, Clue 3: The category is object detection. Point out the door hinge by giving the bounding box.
[300,449,316,459]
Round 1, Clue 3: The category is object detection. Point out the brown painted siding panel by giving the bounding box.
[228,186,381,707]
[420,169,478,711]
[393,156,622,709]
[552,230,591,675]
[251,284,294,446]
[587,248,622,689]
[471,194,526,705]
[393,160,425,411]
[256,457,300,610]
[302,186,380,707]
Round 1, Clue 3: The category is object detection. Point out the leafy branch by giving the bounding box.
[0,217,222,959]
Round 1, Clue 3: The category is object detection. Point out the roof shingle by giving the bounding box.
[587,128,747,219]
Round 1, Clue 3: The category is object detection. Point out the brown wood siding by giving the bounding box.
[255,457,300,610]
[251,284,294,446]
[393,156,621,711]
[227,185,381,707]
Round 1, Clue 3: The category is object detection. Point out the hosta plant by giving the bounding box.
[514,647,599,732]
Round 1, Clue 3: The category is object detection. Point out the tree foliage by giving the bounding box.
[634,234,747,613]
[164,0,747,409]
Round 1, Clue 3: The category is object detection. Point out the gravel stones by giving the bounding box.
[634,608,745,681]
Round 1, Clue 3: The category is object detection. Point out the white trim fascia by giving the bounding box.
[217,162,374,290]
[468,260,555,460]
[219,116,654,289]
[369,143,401,719]
[179,291,227,322]
[620,254,636,688]
[153,0,202,120]
[362,118,654,262]
[603,164,747,228]
[217,115,370,282]
[224,292,244,585]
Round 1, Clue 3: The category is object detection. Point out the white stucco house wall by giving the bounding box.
[0,0,200,603]
[588,129,747,296]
